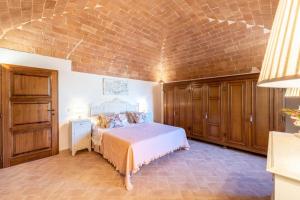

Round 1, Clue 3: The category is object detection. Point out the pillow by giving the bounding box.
[118,113,130,127]
[98,113,116,128]
[98,113,130,128]
[126,112,136,123]
[128,112,147,123]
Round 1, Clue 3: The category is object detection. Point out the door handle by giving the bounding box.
[205,113,208,119]
[48,109,55,116]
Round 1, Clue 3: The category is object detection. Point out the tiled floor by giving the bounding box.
[0,140,272,200]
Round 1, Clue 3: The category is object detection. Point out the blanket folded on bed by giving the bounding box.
[100,122,190,175]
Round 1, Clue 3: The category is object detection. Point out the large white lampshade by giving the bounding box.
[285,88,300,97]
[258,0,300,88]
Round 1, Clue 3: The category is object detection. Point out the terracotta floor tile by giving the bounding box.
[0,140,272,200]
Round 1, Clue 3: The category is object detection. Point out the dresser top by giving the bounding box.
[70,118,91,123]
[267,131,300,182]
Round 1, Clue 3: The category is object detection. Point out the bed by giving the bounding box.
[90,98,190,190]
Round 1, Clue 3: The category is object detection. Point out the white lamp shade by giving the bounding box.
[258,0,300,88]
[285,88,300,97]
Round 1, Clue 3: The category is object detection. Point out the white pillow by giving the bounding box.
[118,113,130,126]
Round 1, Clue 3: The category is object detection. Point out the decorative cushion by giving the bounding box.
[98,113,116,128]
[134,112,147,123]
[98,113,130,128]
[126,112,136,123]
[118,113,130,127]
[127,112,147,123]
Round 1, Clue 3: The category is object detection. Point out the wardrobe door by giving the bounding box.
[204,83,222,141]
[191,83,205,139]
[1,64,58,167]
[163,86,175,126]
[250,80,273,154]
[273,88,285,132]
[0,67,2,168]
[174,84,192,136]
[226,80,248,148]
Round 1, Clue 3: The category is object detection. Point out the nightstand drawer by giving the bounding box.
[73,122,91,131]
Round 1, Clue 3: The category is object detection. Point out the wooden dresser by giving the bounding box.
[267,132,300,200]
[163,73,285,155]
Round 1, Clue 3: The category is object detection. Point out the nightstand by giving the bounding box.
[70,119,92,156]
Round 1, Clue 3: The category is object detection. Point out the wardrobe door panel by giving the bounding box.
[205,83,222,141]
[0,67,2,168]
[163,86,174,126]
[191,83,204,139]
[273,88,285,132]
[250,80,273,154]
[174,84,192,136]
[226,81,247,147]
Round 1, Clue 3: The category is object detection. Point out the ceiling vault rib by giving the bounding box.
[66,38,84,59]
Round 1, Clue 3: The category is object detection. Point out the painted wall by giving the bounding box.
[0,48,162,151]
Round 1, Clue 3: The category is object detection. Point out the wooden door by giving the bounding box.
[1,64,58,167]
[163,86,174,126]
[226,80,248,148]
[191,83,204,139]
[249,80,273,154]
[204,83,222,141]
[174,84,192,136]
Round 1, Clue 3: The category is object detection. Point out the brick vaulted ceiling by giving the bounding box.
[0,0,278,82]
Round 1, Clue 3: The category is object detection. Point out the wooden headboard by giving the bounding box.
[90,98,139,116]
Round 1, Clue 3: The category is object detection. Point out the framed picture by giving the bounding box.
[103,78,129,95]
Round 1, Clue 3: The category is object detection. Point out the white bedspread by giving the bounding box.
[92,122,190,190]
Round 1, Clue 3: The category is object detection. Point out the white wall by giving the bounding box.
[0,48,162,151]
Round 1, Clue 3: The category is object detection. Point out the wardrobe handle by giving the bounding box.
[281,115,286,123]
[249,115,253,123]
[205,113,208,119]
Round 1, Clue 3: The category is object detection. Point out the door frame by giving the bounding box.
[1,64,59,167]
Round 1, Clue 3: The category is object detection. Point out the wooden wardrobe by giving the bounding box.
[163,73,285,155]
[0,64,59,168]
